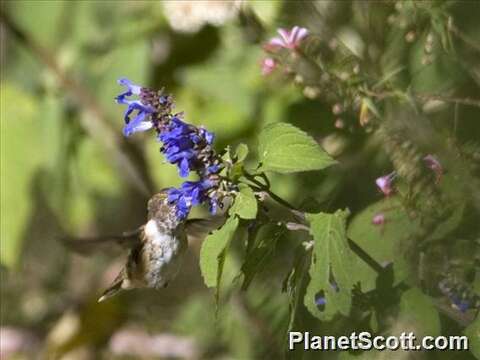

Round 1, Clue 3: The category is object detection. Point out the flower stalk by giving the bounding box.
[116,78,235,219]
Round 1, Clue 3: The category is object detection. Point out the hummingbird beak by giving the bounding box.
[98,274,126,302]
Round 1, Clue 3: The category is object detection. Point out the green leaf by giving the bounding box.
[347,197,420,287]
[1,83,43,267]
[200,217,239,288]
[240,224,283,290]
[304,209,354,321]
[399,288,441,337]
[229,184,257,220]
[258,123,336,174]
[465,315,480,359]
[235,143,249,163]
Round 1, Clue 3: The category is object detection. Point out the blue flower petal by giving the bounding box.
[123,112,153,137]
[118,78,142,95]
[179,158,190,177]
[209,199,218,214]
[123,101,153,122]
[206,164,219,174]
[315,297,326,306]
[167,180,215,220]
[200,128,215,144]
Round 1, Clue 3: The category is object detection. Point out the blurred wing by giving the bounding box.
[61,226,144,255]
[185,215,226,243]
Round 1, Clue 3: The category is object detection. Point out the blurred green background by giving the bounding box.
[1,1,479,359]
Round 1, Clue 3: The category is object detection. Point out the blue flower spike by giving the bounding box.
[115,78,234,220]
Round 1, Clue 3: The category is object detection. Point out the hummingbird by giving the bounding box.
[70,189,223,302]
[97,190,188,302]
[61,189,225,302]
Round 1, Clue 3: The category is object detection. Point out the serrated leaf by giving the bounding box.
[258,123,336,174]
[200,217,239,288]
[465,315,480,359]
[399,288,441,337]
[304,209,354,321]
[229,184,257,220]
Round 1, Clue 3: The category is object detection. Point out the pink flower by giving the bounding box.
[375,171,396,196]
[423,154,443,183]
[372,213,386,225]
[261,57,277,75]
[267,26,309,51]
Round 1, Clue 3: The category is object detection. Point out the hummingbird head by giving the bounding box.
[147,189,184,231]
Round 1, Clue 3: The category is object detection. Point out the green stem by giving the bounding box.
[243,172,385,275]
[243,173,305,221]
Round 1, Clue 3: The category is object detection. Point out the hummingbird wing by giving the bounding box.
[60,226,144,255]
[185,215,226,243]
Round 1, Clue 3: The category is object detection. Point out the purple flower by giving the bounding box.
[159,116,215,178]
[199,127,215,145]
[116,78,142,99]
[267,26,309,50]
[261,57,277,75]
[314,282,340,308]
[115,78,154,136]
[375,171,396,196]
[372,213,385,225]
[116,78,232,221]
[167,180,217,220]
[423,154,443,183]
[315,296,326,307]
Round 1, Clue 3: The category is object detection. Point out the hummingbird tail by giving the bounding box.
[98,277,124,302]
